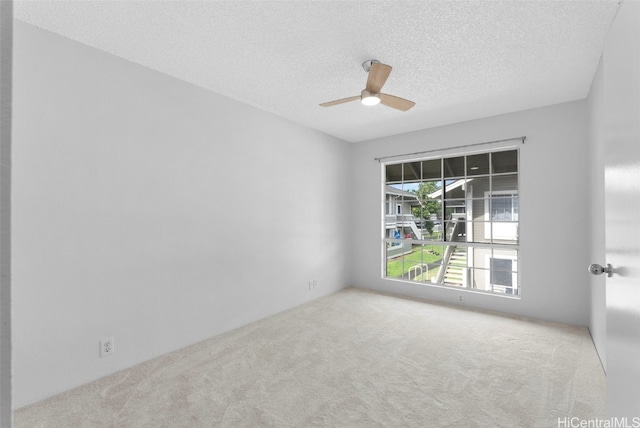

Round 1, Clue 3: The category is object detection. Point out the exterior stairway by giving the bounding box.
[443,247,467,286]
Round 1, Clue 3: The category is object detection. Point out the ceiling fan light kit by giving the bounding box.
[361,89,381,106]
[320,59,415,111]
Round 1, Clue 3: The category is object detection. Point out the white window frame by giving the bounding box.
[382,145,520,298]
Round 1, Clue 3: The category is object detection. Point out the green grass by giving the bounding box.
[386,245,443,278]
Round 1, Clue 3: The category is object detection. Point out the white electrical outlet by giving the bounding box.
[458,294,464,303]
[308,279,318,290]
[100,337,114,357]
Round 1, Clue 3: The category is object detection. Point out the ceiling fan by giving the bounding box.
[320,60,415,111]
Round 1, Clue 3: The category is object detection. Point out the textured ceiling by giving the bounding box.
[15,1,620,143]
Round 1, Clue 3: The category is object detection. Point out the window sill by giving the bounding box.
[381,277,522,300]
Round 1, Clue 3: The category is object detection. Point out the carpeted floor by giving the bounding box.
[15,288,605,427]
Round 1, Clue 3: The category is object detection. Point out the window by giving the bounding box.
[383,148,520,297]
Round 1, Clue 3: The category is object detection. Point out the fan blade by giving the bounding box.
[366,63,392,93]
[319,95,360,107]
[380,93,415,111]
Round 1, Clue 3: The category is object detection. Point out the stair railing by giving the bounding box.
[435,219,461,284]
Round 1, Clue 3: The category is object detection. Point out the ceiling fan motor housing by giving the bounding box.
[362,59,380,73]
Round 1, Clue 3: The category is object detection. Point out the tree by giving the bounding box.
[410,182,442,236]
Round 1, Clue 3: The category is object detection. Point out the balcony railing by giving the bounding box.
[386,214,417,226]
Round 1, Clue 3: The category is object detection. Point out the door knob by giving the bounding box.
[588,263,612,277]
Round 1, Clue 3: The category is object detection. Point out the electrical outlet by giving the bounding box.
[308,279,318,290]
[100,337,114,357]
[458,294,464,303]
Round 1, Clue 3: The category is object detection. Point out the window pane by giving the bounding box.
[472,269,512,294]
[421,159,441,180]
[494,228,519,244]
[442,245,468,288]
[403,161,421,182]
[491,197,518,221]
[386,183,404,192]
[443,217,466,242]
[492,150,518,174]
[385,185,402,218]
[386,242,445,281]
[488,223,519,243]
[490,253,518,295]
[493,249,518,268]
[467,221,491,243]
[385,243,406,278]
[467,153,489,176]
[408,244,443,283]
[444,156,465,178]
[443,208,466,242]
[492,174,518,193]
[418,197,443,240]
[443,179,469,200]
[386,228,400,240]
[385,164,403,183]
[416,180,443,202]
[491,258,512,284]
[431,220,444,241]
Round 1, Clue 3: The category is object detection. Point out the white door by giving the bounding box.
[604,1,640,419]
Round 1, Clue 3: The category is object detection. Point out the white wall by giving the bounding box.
[587,58,606,370]
[12,22,351,407]
[0,2,13,425]
[351,101,591,326]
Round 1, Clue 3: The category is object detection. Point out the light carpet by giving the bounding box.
[15,287,605,427]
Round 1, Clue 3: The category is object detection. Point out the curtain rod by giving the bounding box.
[374,136,526,163]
